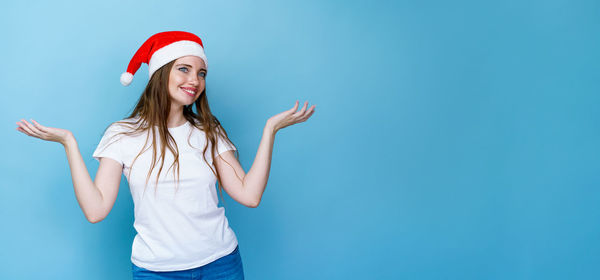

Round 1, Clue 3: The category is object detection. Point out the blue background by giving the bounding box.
[2,0,599,279]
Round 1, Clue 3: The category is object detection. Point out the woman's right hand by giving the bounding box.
[16,119,73,146]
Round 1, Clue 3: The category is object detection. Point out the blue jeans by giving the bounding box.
[132,245,244,280]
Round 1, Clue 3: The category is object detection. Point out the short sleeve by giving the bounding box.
[216,129,237,157]
[92,123,126,165]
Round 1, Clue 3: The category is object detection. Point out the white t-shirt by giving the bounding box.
[92,117,239,272]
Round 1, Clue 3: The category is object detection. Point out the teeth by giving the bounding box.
[181,88,196,95]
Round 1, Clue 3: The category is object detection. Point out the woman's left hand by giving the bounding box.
[266,101,316,133]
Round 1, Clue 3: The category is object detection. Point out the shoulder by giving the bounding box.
[111,116,142,131]
[99,117,141,139]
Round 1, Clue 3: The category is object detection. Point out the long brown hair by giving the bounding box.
[101,59,241,203]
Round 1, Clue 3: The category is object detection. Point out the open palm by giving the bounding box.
[267,101,316,133]
[16,119,72,145]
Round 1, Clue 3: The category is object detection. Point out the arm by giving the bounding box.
[64,135,123,223]
[242,125,275,206]
[215,101,315,208]
[215,125,275,208]
[16,119,122,223]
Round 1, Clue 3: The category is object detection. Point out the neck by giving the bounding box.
[167,104,186,128]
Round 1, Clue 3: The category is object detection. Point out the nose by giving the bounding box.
[188,75,200,85]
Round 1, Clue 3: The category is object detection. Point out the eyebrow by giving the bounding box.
[175,63,207,71]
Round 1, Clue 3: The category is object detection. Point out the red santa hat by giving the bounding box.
[120,31,208,86]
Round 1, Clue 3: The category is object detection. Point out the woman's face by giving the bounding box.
[168,55,207,106]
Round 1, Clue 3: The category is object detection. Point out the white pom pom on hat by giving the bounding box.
[120,31,208,86]
[120,72,134,86]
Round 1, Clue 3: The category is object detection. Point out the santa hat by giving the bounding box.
[120,31,208,86]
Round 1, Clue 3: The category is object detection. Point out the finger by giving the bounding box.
[289,100,299,112]
[300,101,308,113]
[293,101,309,117]
[31,119,48,133]
[299,106,316,121]
[20,119,43,138]
[25,119,46,136]
[16,124,33,137]
[17,121,39,137]
[305,105,315,116]
[20,120,41,137]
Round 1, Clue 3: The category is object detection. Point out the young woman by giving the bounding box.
[15,31,315,279]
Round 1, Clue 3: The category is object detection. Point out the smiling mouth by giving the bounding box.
[181,87,197,96]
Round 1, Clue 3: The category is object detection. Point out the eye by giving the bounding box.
[198,72,207,78]
[178,67,188,73]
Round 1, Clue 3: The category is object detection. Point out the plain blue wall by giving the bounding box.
[2,0,599,279]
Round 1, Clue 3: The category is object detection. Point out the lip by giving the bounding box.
[180,87,197,97]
